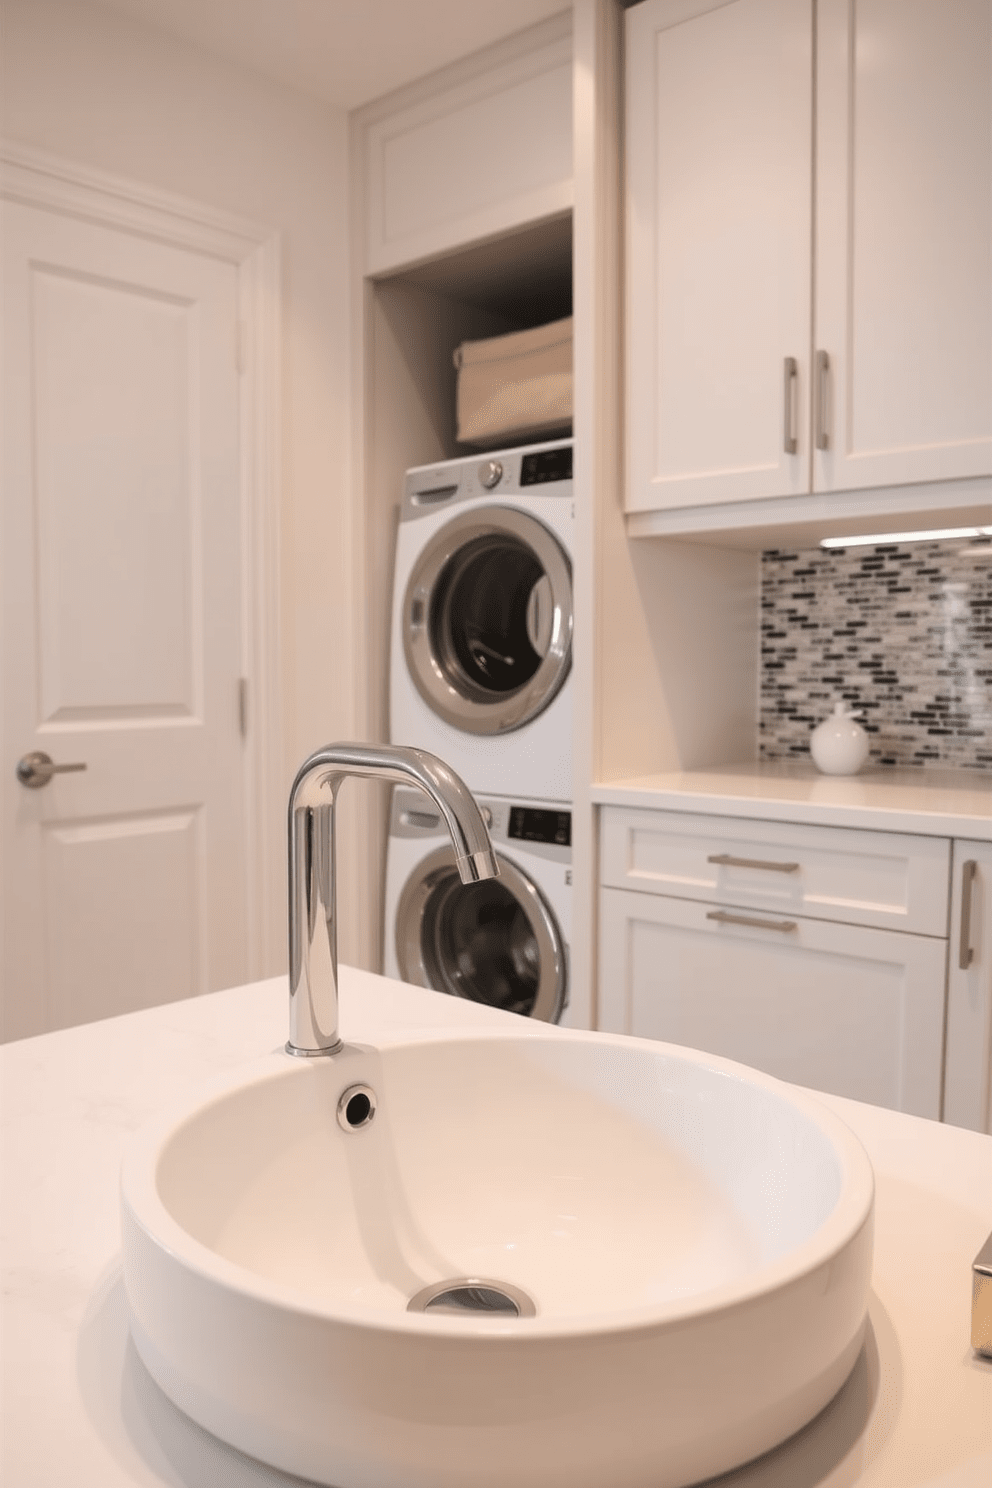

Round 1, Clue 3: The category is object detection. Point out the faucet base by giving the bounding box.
[284,1039,344,1059]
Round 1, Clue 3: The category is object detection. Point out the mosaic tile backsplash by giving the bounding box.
[759,535,992,770]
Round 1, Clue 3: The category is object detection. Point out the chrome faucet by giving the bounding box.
[286,742,499,1056]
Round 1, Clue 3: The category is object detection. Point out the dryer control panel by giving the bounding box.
[519,446,572,486]
[402,437,573,521]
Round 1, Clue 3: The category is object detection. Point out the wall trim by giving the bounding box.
[0,139,284,980]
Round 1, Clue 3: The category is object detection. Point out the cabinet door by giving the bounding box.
[944,841,992,1134]
[625,0,812,513]
[814,0,992,491]
[363,24,573,276]
[599,886,947,1118]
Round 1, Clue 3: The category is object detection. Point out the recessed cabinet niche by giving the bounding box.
[625,0,992,515]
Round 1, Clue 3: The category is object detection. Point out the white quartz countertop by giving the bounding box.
[592,761,992,839]
[2,971,990,1487]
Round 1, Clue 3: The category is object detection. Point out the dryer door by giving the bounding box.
[402,507,572,735]
[395,847,567,1022]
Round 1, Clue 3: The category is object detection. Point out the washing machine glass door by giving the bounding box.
[403,507,572,735]
[395,847,567,1022]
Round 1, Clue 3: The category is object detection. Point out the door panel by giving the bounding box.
[44,809,205,1029]
[626,0,813,511]
[599,886,947,1118]
[2,199,248,1040]
[815,0,992,489]
[944,841,992,1133]
[32,265,198,719]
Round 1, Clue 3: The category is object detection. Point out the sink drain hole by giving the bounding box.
[337,1084,376,1131]
[407,1279,536,1317]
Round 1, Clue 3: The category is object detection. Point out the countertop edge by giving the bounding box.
[591,769,992,840]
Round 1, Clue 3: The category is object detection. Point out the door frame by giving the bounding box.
[1,140,284,981]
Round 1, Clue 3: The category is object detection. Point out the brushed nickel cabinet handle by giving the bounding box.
[783,356,798,454]
[815,349,830,450]
[959,859,978,970]
[15,751,87,789]
[973,1228,992,1356]
[706,910,798,933]
[707,853,800,874]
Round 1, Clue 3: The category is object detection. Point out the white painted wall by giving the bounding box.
[2,0,362,965]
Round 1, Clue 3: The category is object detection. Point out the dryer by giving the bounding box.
[389,439,573,801]
[384,785,578,1027]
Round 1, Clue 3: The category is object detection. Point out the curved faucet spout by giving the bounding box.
[286,743,499,1057]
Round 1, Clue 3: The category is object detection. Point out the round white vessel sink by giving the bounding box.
[121,1030,874,1488]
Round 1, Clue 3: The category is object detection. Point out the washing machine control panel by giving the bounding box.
[402,439,573,522]
[477,459,503,489]
[519,446,572,486]
[508,805,571,848]
[390,789,571,861]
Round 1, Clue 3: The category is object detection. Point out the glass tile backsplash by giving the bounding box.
[759,535,992,770]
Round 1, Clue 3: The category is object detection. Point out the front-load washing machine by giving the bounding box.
[384,785,578,1027]
[389,438,573,801]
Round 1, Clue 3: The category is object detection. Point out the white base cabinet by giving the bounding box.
[944,841,992,1134]
[598,807,991,1125]
[599,885,947,1118]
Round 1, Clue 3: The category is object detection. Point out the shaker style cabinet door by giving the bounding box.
[625,0,813,512]
[598,885,948,1118]
[944,841,992,1134]
[362,22,573,276]
[814,0,992,491]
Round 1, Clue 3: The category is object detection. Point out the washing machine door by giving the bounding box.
[394,847,567,1022]
[402,507,572,735]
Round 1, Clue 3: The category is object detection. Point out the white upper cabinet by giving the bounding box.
[625,0,992,516]
[362,17,573,276]
[815,0,992,492]
[626,0,813,512]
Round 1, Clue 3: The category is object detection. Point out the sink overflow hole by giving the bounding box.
[407,1279,537,1318]
[337,1084,376,1131]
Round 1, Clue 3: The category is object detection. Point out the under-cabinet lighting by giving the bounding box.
[819,525,992,549]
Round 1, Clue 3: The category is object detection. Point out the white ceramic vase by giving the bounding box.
[810,702,870,776]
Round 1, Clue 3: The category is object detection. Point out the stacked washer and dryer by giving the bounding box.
[384,438,579,1026]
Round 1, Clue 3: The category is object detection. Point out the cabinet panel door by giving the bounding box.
[599,887,947,1118]
[814,0,992,491]
[944,841,992,1133]
[626,0,812,512]
[364,28,573,275]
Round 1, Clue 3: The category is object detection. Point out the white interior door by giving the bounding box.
[2,197,249,1040]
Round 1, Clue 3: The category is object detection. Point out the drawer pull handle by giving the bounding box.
[959,860,978,971]
[707,910,798,933]
[783,356,798,454]
[707,854,800,874]
[815,348,830,450]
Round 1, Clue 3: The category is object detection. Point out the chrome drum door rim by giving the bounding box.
[394,846,567,1023]
[402,507,572,736]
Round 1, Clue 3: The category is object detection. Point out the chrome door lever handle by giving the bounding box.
[16,751,87,789]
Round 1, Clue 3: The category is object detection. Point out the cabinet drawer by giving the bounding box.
[600,808,950,937]
[599,886,947,1119]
